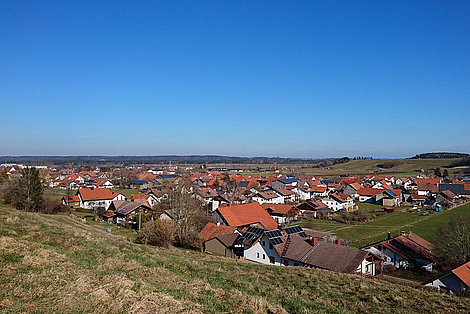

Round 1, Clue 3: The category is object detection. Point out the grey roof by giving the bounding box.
[301,242,369,273]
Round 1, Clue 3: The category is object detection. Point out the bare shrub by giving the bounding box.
[136,219,177,248]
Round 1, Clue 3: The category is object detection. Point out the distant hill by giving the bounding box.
[410,152,469,159]
[0,155,322,165]
[0,205,468,313]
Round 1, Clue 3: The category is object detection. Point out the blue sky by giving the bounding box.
[1,1,469,158]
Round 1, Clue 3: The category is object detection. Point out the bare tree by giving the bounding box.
[435,216,470,269]
[157,184,212,247]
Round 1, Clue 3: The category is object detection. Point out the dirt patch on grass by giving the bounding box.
[129,292,202,314]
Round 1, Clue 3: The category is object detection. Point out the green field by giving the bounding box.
[112,188,139,198]
[410,202,470,247]
[286,158,461,177]
[1,204,468,313]
[334,202,470,248]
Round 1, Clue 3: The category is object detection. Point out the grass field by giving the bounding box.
[277,158,461,177]
[111,188,139,198]
[1,204,468,313]
[334,202,470,248]
[410,202,470,247]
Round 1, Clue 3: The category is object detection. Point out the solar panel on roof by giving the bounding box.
[298,232,307,238]
[266,230,281,239]
[285,226,302,234]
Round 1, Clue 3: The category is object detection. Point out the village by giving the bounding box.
[2,161,470,295]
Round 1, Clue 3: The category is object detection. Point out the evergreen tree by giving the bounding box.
[434,167,442,177]
[12,167,44,211]
[443,169,449,177]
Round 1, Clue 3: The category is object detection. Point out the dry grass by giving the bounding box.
[0,204,469,313]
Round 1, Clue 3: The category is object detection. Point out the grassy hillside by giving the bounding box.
[290,158,460,177]
[1,205,469,314]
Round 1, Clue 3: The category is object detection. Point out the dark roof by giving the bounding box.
[215,233,239,248]
[302,242,369,273]
[278,178,300,184]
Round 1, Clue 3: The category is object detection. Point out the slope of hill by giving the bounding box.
[0,205,468,313]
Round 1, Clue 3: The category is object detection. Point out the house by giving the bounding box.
[261,203,299,224]
[61,195,81,207]
[94,178,114,189]
[196,222,241,257]
[342,183,362,198]
[357,188,384,203]
[374,189,402,207]
[424,260,470,294]
[368,231,437,271]
[407,194,427,204]
[273,188,296,203]
[294,185,328,201]
[252,190,284,204]
[439,182,470,196]
[296,200,330,218]
[77,188,126,210]
[133,193,160,208]
[106,200,153,224]
[204,234,239,258]
[436,190,459,204]
[321,193,354,212]
[234,226,382,276]
[272,178,300,190]
[215,203,279,230]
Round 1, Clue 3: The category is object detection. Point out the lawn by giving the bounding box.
[294,217,345,231]
[0,204,468,313]
[410,202,470,247]
[111,188,139,198]
[334,202,470,248]
[335,211,424,247]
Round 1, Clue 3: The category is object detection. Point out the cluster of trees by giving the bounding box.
[433,167,449,177]
[138,185,213,248]
[411,152,469,159]
[376,160,404,169]
[0,167,68,214]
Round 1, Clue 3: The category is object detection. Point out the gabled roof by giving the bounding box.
[261,203,296,215]
[113,200,152,216]
[302,242,370,273]
[452,261,470,287]
[255,191,280,200]
[357,188,384,197]
[78,188,123,201]
[197,222,237,242]
[274,188,295,196]
[441,190,457,199]
[348,182,363,191]
[217,203,278,230]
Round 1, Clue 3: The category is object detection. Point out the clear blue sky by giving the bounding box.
[1,1,469,158]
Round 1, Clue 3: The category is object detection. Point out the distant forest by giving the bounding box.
[0,155,323,166]
[410,152,469,159]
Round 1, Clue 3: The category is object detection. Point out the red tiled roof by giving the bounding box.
[349,182,363,191]
[452,261,470,287]
[217,203,278,230]
[441,190,457,199]
[261,203,296,215]
[197,222,237,242]
[78,188,122,201]
[358,188,384,196]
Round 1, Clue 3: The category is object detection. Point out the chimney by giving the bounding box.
[388,232,391,240]
[311,237,317,246]
[335,238,341,245]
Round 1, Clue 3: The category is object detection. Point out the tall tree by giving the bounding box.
[434,167,442,177]
[443,169,449,177]
[12,167,44,212]
[435,216,470,269]
[156,184,212,247]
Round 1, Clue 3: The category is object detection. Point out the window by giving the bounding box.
[257,252,260,258]
[269,256,275,264]
[263,254,265,259]
[283,259,289,266]
[269,243,273,250]
[262,241,265,247]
